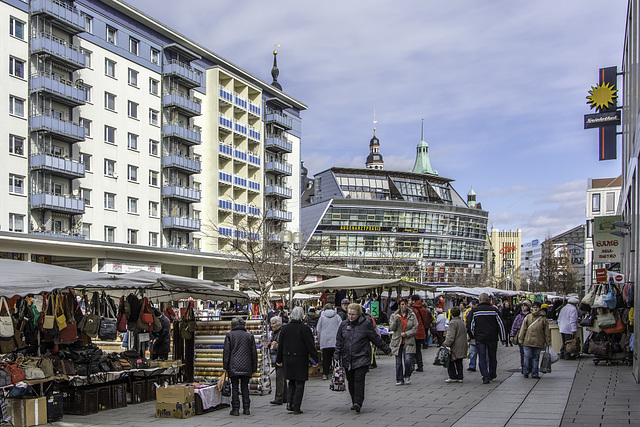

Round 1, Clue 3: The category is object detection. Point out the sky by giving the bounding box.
[128,0,627,242]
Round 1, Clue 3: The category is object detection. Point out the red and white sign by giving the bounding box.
[595,268,608,283]
[607,271,625,284]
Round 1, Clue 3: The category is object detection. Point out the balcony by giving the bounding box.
[162,154,201,174]
[30,73,86,106]
[248,125,261,142]
[248,206,261,216]
[161,185,201,203]
[30,113,85,142]
[30,0,85,34]
[30,192,84,214]
[162,217,201,231]
[265,160,292,176]
[265,134,292,153]
[31,33,86,70]
[266,209,292,222]
[233,119,247,136]
[162,122,201,146]
[233,203,247,215]
[163,60,203,88]
[30,154,85,178]
[247,180,260,192]
[29,230,85,240]
[219,85,233,104]
[218,171,232,185]
[233,148,247,162]
[264,109,293,130]
[218,199,233,211]
[162,90,201,117]
[248,101,261,117]
[234,93,247,110]
[219,114,233,132]
[219,142,233,159]
[247,152,261,167]
[265,185,292,199]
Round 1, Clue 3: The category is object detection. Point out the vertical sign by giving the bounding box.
[585,67,619,160]
[592,215,622,262]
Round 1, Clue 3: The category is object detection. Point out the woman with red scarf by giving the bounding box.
[389,298,418,386]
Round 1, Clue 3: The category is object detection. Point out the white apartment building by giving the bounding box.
[585,176,622,288]
[0,0,306,282]
[520,238,541,291]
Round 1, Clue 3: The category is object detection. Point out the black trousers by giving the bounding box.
[230,375,250,410]
[447,358,464,380]
[346,365,369,407]
[414,339,425,369]
[274,366,287,402]
[322,348,334,376]
[287,379,306,411]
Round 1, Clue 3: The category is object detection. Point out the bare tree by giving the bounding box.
[538,238,560,292]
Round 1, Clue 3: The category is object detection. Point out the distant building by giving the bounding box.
[489,228,521,290]
[521,238,541,290]
[547,225,586,290]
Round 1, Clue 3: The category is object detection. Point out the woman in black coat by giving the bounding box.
[276,307,318,415]
[334,303,391,413]
[223,317,258,416]
[501,301,516,346]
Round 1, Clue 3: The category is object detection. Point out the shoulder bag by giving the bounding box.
[593,286,608,309]
[604,284,617,310]
[582,284,599,308]
[116,296,128,333]
[98,293,118,341]
[80,293,101,338]
[603,317,625,334]
[565,336,581,355]
[1,361,25,383]
[179,307,196,339]
[57,294,78,344]
[54,294,67,332]
[596,310,617,329]
[41,295,55,331]
[0,298,14,338]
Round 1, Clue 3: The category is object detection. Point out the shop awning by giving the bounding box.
[272,275,438,294]
[436,286,521,297]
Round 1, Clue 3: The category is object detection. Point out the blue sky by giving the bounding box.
[129,0,626,241]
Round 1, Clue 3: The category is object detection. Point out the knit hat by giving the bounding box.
[541,303,549,309]
[522,300,532,308]
[341,299,350,305]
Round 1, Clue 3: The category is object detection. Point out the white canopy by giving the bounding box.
[436,286,521,298]
[272,275,438,294]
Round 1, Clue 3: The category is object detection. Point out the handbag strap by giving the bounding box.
[101,293,115,319]
[0,297,10,317]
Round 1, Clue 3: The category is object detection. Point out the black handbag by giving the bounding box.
[98,293,118,341]
[580,312,595,327]
[221,378,231,397]
[587,339,611,357]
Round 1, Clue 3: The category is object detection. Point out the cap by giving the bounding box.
[341,299,350,305]
[522,300,532,307]
[568,297,580,305]
[437,308,443,313]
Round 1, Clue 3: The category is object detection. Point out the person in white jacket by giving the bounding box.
[317,303,343,380]
[557,297,579,359]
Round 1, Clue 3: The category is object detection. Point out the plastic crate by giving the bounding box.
[145,378,157,401]
[110,383,127,409]
[96,386,111,411]
[61,387,99,415]
[128,380,145,404]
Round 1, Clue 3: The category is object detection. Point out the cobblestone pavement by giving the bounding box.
[53,344,640,427]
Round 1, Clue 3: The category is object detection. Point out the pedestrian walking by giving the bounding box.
[442,307,468,383]
[269,316,287,405]
[557,297,579,359]
[389,298,418,386]
[304,307,320,329]
[510,300,531,373]
[223,317,258,416]
[317,303,342,380]
[466,293,506,384]
[518,301,551,379]
[275,306,318,415]
[410,294,430,371]
[337,299,349,321]
[501,301,516,347]
[335,303,391,413]
[464,299,480,372]
[434,308,447,346]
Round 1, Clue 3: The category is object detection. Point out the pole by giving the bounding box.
[288,249,293,309]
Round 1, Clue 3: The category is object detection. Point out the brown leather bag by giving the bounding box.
[1,361,25,383]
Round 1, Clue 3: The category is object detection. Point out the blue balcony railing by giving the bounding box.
[30,113,85,142]
[30,0,85,33]
[264,109,293,130]
[30,33,86,70]
[163,60,203,88]
[30,193,85,214]
[161,185,201,202]
[30,154,85,178]
[265,160,292,176]
[265,185,292,199]
[265,134,293,153]
[266,209,292,222]
[162,122,201,145]
[30,73,86,106]
[162,217,201,231]
[162,154,201,174]
[162,91,201,116]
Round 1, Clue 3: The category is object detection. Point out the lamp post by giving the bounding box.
[280,230,303,308]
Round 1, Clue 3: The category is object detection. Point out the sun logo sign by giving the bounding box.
[586,82,618,113]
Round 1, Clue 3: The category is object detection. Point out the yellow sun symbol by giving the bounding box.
[587,82,617,112]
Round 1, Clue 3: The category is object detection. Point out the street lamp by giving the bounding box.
[280,230,303,308]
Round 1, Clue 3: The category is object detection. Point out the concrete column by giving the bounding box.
[91,258,99,272]
[197,265,204,280]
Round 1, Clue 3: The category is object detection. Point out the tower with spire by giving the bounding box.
[412,120,437,175]
[271,48,282,90]
[365,112,384,169]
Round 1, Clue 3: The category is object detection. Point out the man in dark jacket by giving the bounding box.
[223,317,258,416]
[337,299,350,321]
[150,310,171,360]
[335,303,391,413]
[410,294,431,371]
[276,307,318,415]
[466,293,506,384]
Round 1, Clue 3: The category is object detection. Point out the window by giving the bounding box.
[106,26,116,44]
[150,48,159,65]
[9,17,24,40]
[149,139,159,156]
[127,133,138,150]
[82,223,91,239]
[127,165,138,182]
[149,78,159,95]
[80,188,91,206]
[104,92,116,111]
[104,159,115,177]
[149,201,159,217]
[606,192,615,212]
[80,118,91,137]
[9,96,24,117]
[9,174,24,194]
[79,153,91,171]
[104,192,116,209]
[149,109,159,126]
[80,12,92,33]
[82,85,92,103]
[9,57,24,78]
[104,226,115,242]
[104,125,116,144]
[149,170,158,187]
[127,229,138,244]
[105,58,116,77]
[129,37,139,55]
[81,48,92,68]
[127,197,138,214]
[592,193,601,213]
[149,232,158,247]
[128,68,138,87]
[9,135,24,155]
[8,213,24,232]
[127,101,138,119]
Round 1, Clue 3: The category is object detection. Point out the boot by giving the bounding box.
[230,408,239,416]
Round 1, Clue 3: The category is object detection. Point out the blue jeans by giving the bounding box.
[523,346,541,377]
[468,344,478,369]
[518,344,525,372]
[476,341,498,382]
[395,344,414,382]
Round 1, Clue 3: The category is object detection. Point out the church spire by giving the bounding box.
[366,111,384,169]
[271,46,282,90]
[412,119,437,175]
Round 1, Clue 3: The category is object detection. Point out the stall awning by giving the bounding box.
[436,286,521,297]
[272,275,438,294]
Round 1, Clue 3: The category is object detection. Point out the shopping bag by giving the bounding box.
[329,360,346,392]
[547,346,560,364]
[539,350,552,373]
[565,337,581,355]
[433,346,450,368]
[0,298,14,338]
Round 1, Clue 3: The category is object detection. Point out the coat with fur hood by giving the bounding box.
[389,309,418,355]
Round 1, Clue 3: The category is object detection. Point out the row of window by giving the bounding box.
[104,58,160,95]
[104,24,160,65]
[591,192,616,213]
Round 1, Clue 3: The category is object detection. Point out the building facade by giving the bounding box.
[1,0,305,281]
[520,238,541,291]
[547,224,586,292]
[489,228,521,290]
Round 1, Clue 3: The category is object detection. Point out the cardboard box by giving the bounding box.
[155,385,194,403]
[155,401,194,419]
[7,397,47,427]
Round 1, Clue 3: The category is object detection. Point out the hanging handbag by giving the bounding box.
[615,284,626,309]
[603,317,625,334]
[218,371,231,397]
[0,297,14,338]
[593,287,607,309]
[42,295,55,331]
[604,284,617,310]
[79,293,101,338]
[116,296,128,333]
[582,284,599,307]
[596,311,617,329]
[580,311,595,327]
[98,293,118,341]
[55,294,67,332]
[139,298,154,325]
[179,307,196,339]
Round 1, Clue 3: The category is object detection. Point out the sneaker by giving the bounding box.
[395,381,404,386]
[482,379,490,384]
[322,375,328,380]
[404,377,411,385]
[456,379,463,383]
[445,378,454,383]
